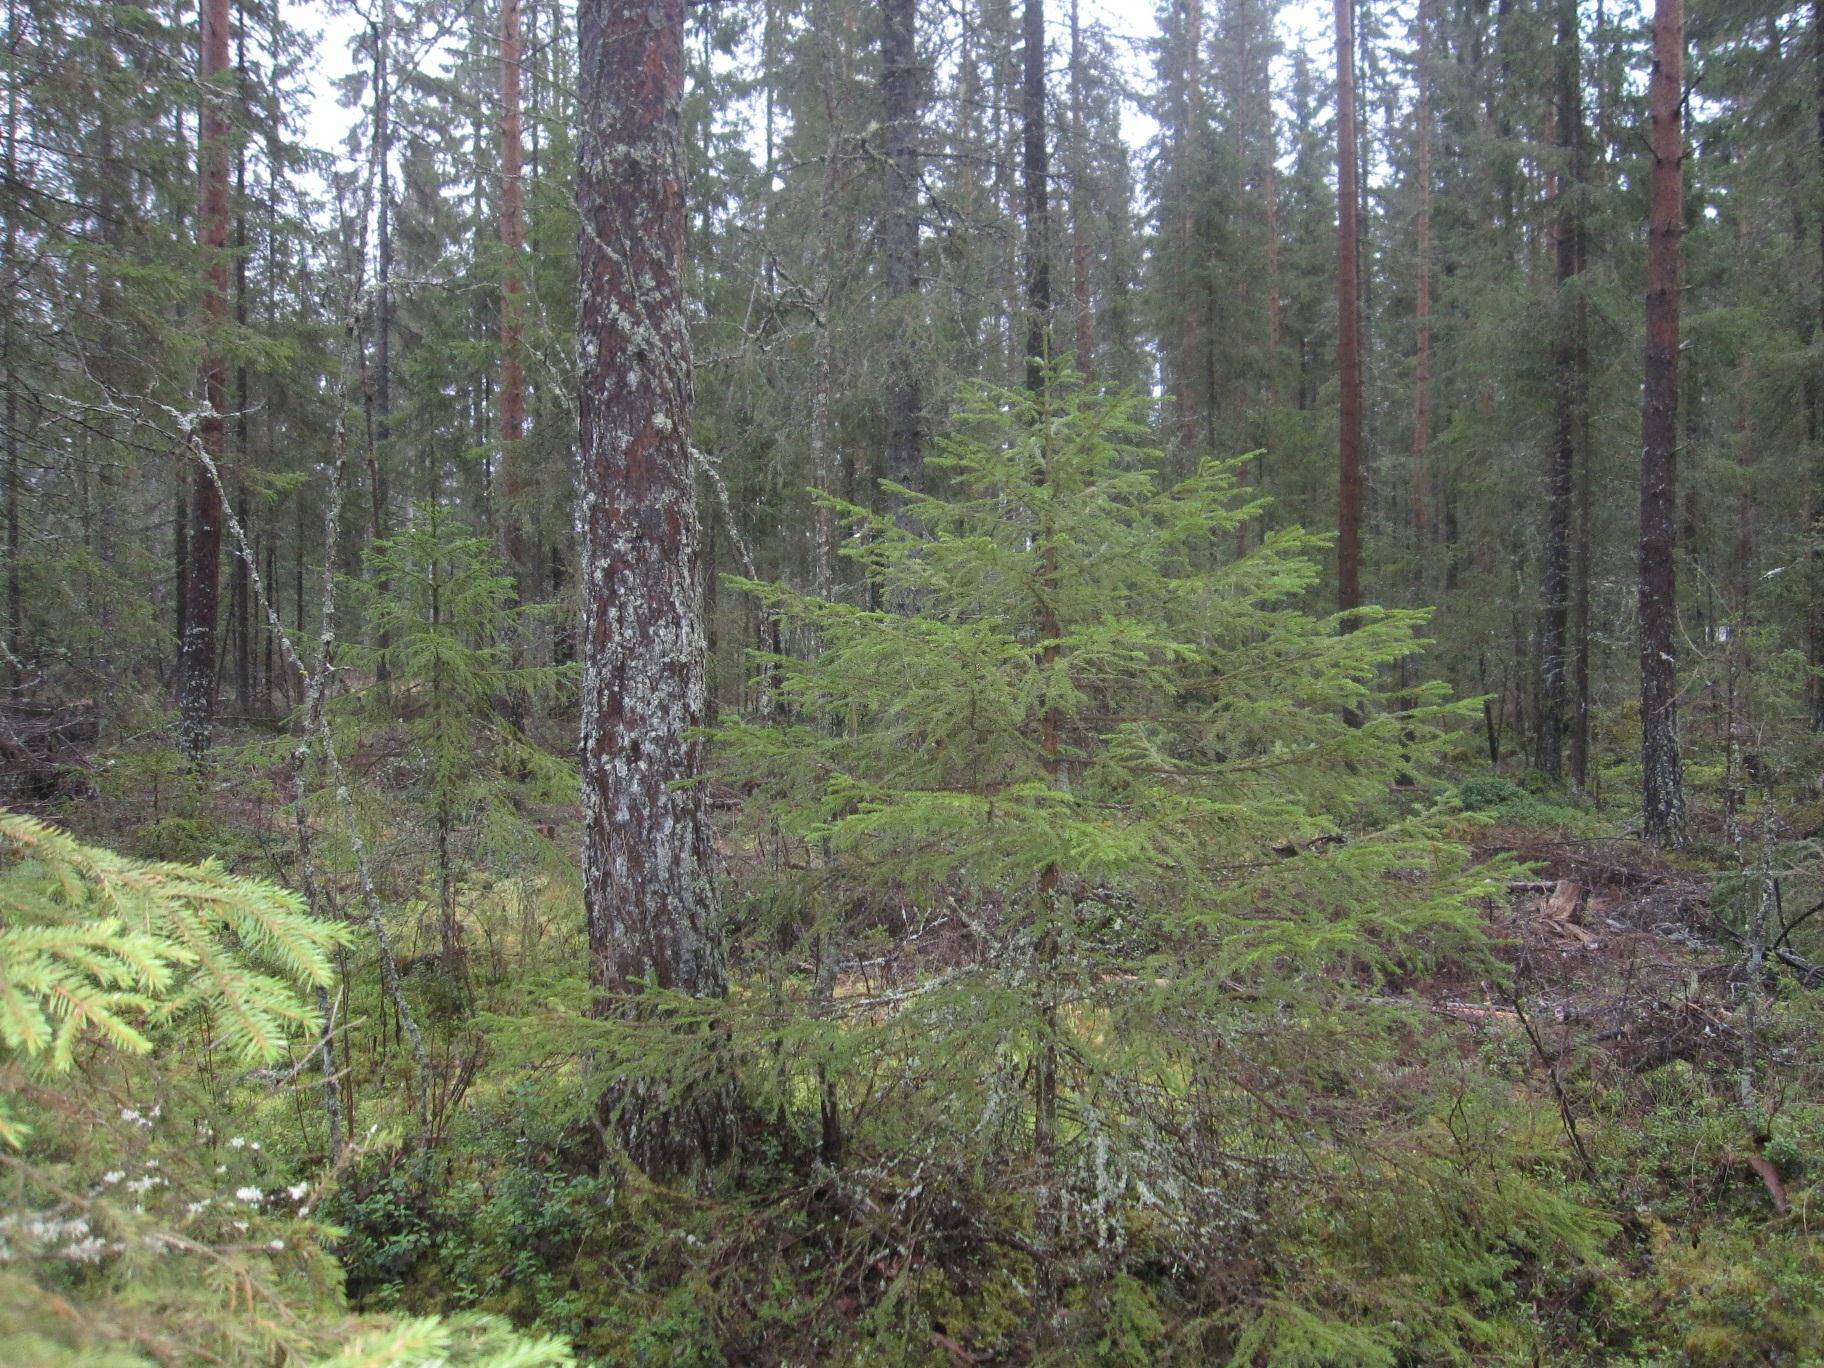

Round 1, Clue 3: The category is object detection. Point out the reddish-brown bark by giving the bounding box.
[577,0,723,1008]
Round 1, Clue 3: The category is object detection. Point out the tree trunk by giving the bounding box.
[881,0,922,525]
[499,0,528,588]
[371,7,393,544]
[577,0,727,1170]
[1334,0,1363,623]
[1534,0,1580,779]
[1020,0,1061,1316]
[1569,212,1594,790]
[1639,0,1685,845]
[1021,0,1050,393]
[1410,0,1432,586]
[232,21,252,717]
[3,0,19,692]
[1067,0,1093,375]
[1174,0,1202,458]
[178,0,232,762]
[1811,0,1824,731]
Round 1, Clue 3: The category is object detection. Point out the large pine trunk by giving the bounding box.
[1334,0,1362,622]
[1639,0,1685,843]
[177,0,232,761]
[1534,0,1581,779]
[577,0,726,1168]
[881,0,922,524]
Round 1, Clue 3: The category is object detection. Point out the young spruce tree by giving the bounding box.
[713,369,1515,1338]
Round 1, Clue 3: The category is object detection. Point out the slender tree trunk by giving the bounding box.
[1811,0,1824,731]
[1639,0,1685,845]
[1410,0,1432,586]
[1534,0,1581,779]
[881,0,922,525]
[499,0,528,588]
[3,0,20,691]
[810,85,841,604]
[232,19,252,717]
[178,0,233,761]
[1334,0,1363,623]
[1022,0,1051,393]
[577,0,726,1171]
[1174,0,1202,458]
[1020,0,1062,1318]
[371,7,393,544]
[1067,0,1093,375]
[1569,212,1594,790]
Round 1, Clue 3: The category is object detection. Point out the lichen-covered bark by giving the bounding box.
[177,0,231,762]
[1639,0,1685,845]
[577,0,724,1010]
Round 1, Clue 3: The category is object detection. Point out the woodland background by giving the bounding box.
[5,0,1824,1363]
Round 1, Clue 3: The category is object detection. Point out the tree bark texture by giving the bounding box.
[178,0,232,761]
[1021,0,1050,394]
[881,0,922,525]
[1812,0,1824,731]
[1334,0,1363,622]
[1409,0,1432,575]
[577,0,724,1003]
[1534,0,1580,779]
[500,0,529,584]
[1639,0,1685,844]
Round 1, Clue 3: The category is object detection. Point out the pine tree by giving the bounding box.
[576,0,725,1172]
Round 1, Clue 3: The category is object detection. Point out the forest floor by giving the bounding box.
[23,726,1824,1365]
